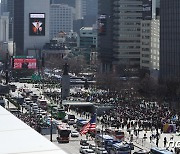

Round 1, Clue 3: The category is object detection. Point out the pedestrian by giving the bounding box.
[86,133,88,140]
[150,135,152,143]
[156,138,159,147]
[164,137,167,147]
[170,135,174,140]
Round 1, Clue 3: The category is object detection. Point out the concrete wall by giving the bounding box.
[24,0,50,54]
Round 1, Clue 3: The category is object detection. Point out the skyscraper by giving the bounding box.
[98,0,143,73]
[140,0,160,74]
[98,0,114,72]
[14,0,50,55]
[50,4,74,38]
[75,0,86,20]
[160,0,180,81]
[1,0,14,40]
[113,0,142,69]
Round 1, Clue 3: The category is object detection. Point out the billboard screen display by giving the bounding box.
[29,13,45,36]
[13,58,37,69]
[98,15,107,35]
[142,0,152,20]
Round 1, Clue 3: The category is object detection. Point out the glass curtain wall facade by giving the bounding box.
[160,0,180,81]
[98,0,114,73]
[14,0,24,55]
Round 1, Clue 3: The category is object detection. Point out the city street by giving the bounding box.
[5,82,180,153]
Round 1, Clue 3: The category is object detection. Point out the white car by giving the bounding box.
[71,131,79,137]
[84,149,95,154]
[79,146,89,153]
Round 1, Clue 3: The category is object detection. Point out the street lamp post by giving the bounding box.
[101,124,104,147]
[50,104,53,142]
[29,105,32,127]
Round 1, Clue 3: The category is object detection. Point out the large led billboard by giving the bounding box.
[142,0,153,20]
[98,15,107,35]
[13,58,37,69]
[29,13,45,36]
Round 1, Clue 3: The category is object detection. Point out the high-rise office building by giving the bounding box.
[140,19,160,71]
[98,0,142,73]
[160,0,180,81]
[140,0,160,76]
[113,0,142,69]
[1,0,14,40]
[78,27,97,48]
[75,0,86,20]
[50,4,74,38]
[0,12,9,42]
[14,0,50,56]
[98,0,114,72]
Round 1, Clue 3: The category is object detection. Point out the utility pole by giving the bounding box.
[50,104,53,142]
[5,52,9,85]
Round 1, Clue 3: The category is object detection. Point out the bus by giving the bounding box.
[105,128,125,141]
[57,124,71,143]
[150,148,173,154]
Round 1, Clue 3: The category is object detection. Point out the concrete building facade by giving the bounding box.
[78,27,97,48]
[113,0,142,68]
[1,0,14,40]
[14,0,50,56]
[140,19,160,71]
[24,0,50,54]
[0,12,9,42]
[50,4,74,39]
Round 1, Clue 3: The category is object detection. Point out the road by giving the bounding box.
[7,82,179,153]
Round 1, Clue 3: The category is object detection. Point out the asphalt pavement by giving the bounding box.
[6,82,180,153]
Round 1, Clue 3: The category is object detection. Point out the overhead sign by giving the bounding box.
[98,14,107,35]
[142,0,153,20]
[32,74,41,81]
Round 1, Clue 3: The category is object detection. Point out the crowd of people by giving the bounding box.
[68,88,180,150]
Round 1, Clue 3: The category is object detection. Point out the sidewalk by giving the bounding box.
[125,128,180,152]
